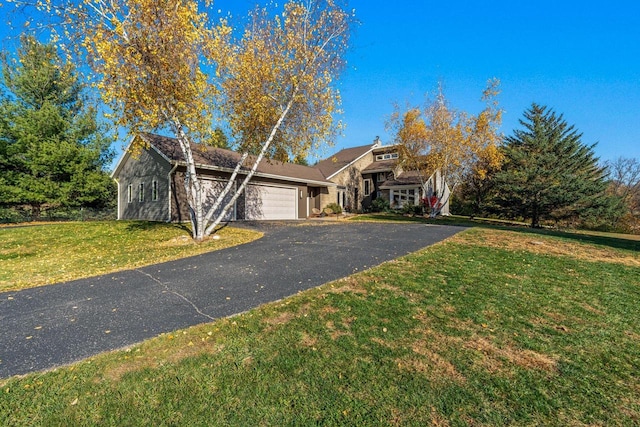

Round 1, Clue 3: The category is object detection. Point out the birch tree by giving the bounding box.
[204,0,351,235]
[389,79,503,216]
[8,0,352,240]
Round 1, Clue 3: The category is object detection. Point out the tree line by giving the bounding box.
[391,84,639,232]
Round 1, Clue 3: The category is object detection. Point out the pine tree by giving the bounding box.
[491,104,617,228]
[0,36,114,218]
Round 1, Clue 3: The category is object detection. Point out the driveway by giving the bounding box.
[0,222,463,378]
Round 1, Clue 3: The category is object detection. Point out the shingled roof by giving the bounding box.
[140,133,332,186]
[379,170,423,188]
[315,144,376,179]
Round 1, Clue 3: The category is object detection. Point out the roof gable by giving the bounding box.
[315,144,377,179]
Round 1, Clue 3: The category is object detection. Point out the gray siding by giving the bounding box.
[116,148,172,221]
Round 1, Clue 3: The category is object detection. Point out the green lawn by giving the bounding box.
[1,225,638,425]
[0,221,262,292]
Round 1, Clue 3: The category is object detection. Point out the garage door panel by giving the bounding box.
[246,184,296,220]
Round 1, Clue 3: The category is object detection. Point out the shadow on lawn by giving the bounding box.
[125,221,191,235]
[354,213,640,253]
[124,220,234,237]
[518,228,640,253]
[444,217,639,253]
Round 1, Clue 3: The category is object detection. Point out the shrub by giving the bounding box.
[371,198,390,213]
[324,202,342,214]
[401,204,423,216]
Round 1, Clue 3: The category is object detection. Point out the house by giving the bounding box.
[111,133,336,221]
[316,137,450,214]
[111,133,449,222]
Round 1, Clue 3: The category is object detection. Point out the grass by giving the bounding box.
[1,225,638,426]
[0,221,262,292]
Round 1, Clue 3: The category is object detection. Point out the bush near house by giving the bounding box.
[370,198,390,213]
[324,202,342,214]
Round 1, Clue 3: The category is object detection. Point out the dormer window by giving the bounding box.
[375,153,398,161]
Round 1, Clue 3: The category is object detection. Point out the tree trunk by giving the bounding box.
[204,89,299,237]
[170,117,205,241]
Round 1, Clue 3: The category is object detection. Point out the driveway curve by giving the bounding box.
[0,221,464,378]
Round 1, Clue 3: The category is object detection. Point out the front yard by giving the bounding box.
[0,221,262,292]
[1,225,638,425]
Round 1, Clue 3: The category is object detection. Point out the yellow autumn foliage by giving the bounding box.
[391,79,504,192]
[16,0,353,239]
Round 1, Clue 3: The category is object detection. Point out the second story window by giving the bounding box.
[375,153,398,161]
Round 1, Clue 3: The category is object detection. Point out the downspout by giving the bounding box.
[114,177,120,220]
[167,162,179,222]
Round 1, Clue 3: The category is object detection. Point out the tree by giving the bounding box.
[604,156,640,231]
[15,0,352,240]
[491,104,616,228]
[389,79,503,216]
[204,1,351,234]
[0,36,114,218]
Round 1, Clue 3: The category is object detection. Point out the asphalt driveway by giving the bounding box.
[0,221,463,378]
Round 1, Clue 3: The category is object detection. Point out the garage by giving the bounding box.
[245,183,297,220]
[201,178,236,221]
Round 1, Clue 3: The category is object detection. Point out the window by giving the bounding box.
[392,188,419,207]
[138,183,144,202]
[377,172,387,182]
[375,152,399,161]
[152,180,158,201]
[363,179,372,196]
[127,185,132,203]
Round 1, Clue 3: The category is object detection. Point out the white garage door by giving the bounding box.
[246,184,297,220]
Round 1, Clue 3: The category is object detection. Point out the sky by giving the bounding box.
[328,0,640,163]
[1,0,639,164]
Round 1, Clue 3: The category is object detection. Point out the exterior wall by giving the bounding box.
[171,168,316,221]
[116,148,172,221]
[328,151,374,212]
[324,186,338,210]
[297,185,308,219]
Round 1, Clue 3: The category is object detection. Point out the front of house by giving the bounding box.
[316,137,450,214]
[111,134,449,222]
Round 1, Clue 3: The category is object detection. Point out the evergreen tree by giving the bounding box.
[491,104,617,228]
[0,36,114,218]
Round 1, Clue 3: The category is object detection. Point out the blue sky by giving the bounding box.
[329,0,640,163]
[2,0,639,164]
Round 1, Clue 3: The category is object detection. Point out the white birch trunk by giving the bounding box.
[204,93,298,236]
[170,117,205,240]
